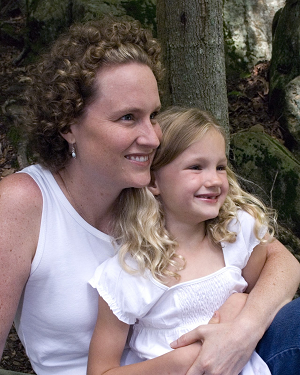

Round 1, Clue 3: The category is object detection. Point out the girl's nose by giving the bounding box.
[204,170,223,187]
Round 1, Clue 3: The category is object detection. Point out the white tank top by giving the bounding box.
[15,164,115,375]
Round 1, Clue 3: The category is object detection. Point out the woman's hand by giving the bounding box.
[171,318,256,375]
[171,293,252,375]
[171,234,300,375]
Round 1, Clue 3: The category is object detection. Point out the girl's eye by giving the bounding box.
[121,114,133,121]
[189,165,202,170]
[217,165,227,171]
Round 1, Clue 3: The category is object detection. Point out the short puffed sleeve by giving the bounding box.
[89,254,167,324]
[222,210,267,269]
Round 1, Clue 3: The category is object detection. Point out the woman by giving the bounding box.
[0,17,299,375]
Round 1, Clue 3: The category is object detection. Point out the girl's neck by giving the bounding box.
[161,220,225,287]
[166,219,207,248]
[165,236,224,287]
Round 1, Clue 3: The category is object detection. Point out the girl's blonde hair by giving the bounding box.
[113,107,276,281]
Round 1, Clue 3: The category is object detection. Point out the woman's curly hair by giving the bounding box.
[25,17,163,171]
[112,107,276,282]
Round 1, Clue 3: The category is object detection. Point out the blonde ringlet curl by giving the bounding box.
[113,187,185,281]
[113,107,276,282]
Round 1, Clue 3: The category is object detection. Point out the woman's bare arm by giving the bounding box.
[171,238,300,375]
[0,174,41,356]
[87,297,202,375]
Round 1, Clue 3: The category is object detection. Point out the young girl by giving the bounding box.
[88,107,276,375]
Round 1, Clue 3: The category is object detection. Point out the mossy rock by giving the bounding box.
[277,224,300,261]
[230,129,300,238]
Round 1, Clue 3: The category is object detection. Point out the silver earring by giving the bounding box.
[71,144,76,159]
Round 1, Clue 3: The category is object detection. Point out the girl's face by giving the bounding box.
[151,129,229,229]
[66,62,162,192]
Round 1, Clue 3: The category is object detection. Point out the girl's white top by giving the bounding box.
[90,210,271,374]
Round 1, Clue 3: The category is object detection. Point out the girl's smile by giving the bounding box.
[151,129,229,231]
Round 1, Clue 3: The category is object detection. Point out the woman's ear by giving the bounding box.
[60,124,76,144]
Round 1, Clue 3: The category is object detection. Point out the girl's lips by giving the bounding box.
[195,197,219,205]
[195,193,220,200]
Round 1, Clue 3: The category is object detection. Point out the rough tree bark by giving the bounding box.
[156,0,229,138]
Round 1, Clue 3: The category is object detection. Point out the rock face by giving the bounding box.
[224,0,285,74]
[227,0,300,259]
[269,0,300,154]
[283,76,300,153]
[230,128,300,247]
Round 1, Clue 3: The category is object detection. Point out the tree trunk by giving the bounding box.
[156,0,229,138]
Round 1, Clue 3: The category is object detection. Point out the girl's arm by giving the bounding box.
[171,237,300,375]
[211,293,248,324]
[87,297,202,375]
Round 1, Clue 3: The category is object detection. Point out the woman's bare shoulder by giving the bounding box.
[0,171,42,207]
[0,172,43,254]
[0,172,43,353]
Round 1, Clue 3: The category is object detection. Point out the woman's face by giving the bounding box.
[68,62,162,191]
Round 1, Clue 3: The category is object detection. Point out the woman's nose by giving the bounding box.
[138,120,161,149]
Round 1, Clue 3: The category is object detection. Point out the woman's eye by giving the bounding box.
[150,111,159,124]
[121,114,133,121]
[150,111,159,120]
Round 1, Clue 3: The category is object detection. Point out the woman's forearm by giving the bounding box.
[238,239,300,335]
[169,240,300,375]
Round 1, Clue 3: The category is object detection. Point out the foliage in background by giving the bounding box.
[121,0,156,35]
[0,0,157,64]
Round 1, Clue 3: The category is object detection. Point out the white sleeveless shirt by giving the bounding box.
[90,210,271,375]
[15,164,115,375]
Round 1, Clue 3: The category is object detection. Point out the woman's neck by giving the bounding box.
[55,166,121,233]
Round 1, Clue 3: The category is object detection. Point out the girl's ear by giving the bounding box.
[148,185,159,196]
[148,177,160,196]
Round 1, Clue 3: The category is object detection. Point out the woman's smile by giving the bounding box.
[68,62,161,192]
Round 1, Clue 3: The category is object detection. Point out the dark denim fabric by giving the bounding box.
[256,298,300,375]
